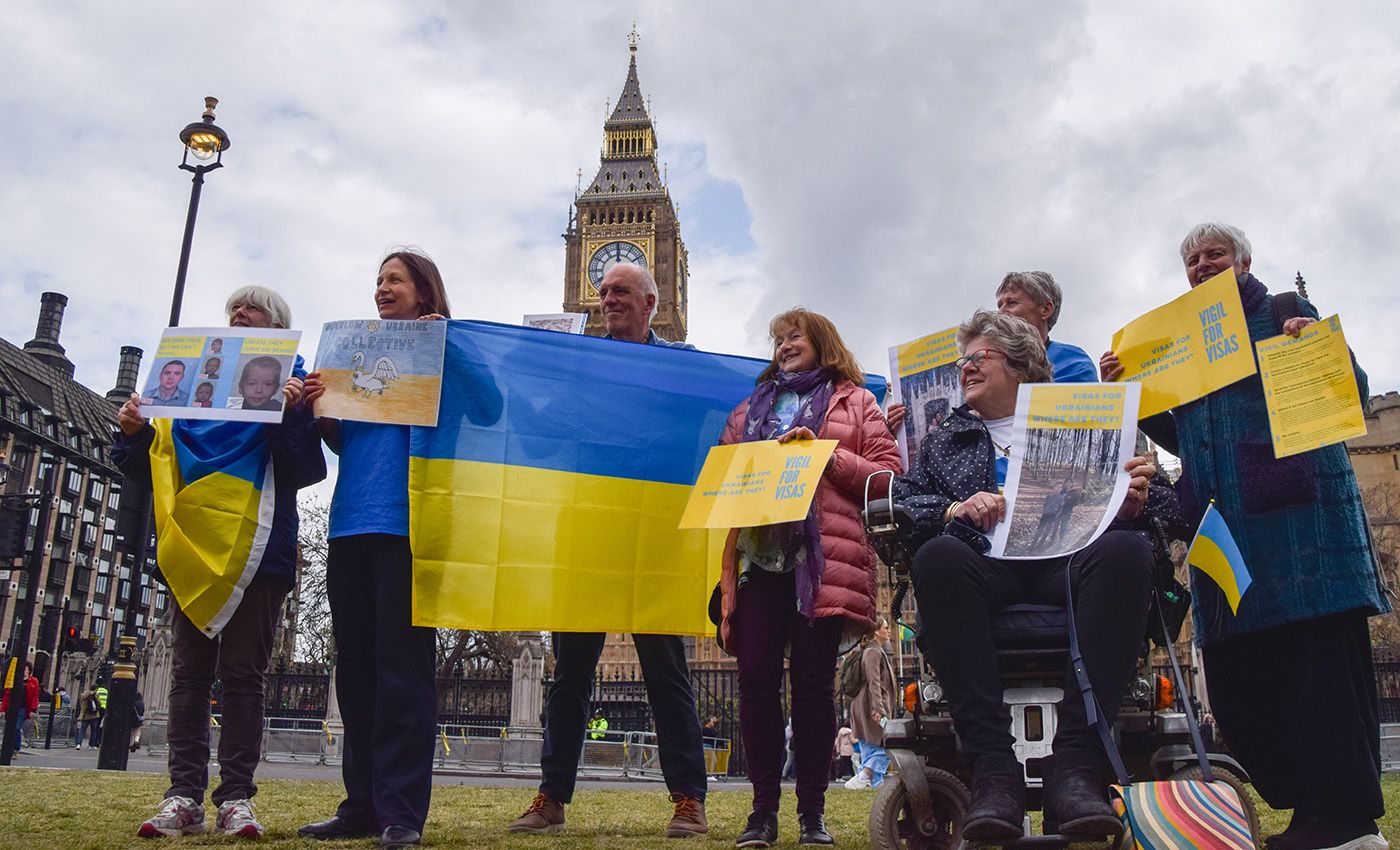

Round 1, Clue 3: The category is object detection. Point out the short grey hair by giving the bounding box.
[1179,223,1252,266]
[956,309,1053,384]
[603,263,659,320]
[224,286,293,329]
[996,271,1063,330]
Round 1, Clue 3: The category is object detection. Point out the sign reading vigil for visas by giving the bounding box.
[562,25,690,343]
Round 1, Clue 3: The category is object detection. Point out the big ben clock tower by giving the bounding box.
[563,27,689,341]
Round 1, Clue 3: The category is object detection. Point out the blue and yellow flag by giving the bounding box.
[408,320,886,635]
[1186,502,1252,614]
[149,420,275,637]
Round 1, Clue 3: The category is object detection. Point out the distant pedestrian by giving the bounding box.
[834,725,856,780]
[587,709,609,741]
[2,663,40,752]
[844,620,898,791]
[75,686,102,750]
[129,690,145,752]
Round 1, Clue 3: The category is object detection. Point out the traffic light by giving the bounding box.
[61,626,79,653]
[0,501,26,559]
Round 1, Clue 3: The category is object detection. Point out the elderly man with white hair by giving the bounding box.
[509,261,710,840]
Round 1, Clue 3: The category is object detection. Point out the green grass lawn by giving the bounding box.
[0,768,1397,849]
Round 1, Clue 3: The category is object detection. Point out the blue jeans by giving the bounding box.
[855,740,890,787]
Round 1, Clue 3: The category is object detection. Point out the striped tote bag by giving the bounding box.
[1111,780,1255,850]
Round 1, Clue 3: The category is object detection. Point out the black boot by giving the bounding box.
[963,754,1025,842]
[1042,754,1121,838]
[798,812,835,846]
[735,811,779,848]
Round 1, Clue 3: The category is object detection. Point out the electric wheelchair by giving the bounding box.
[860,471,1260,850]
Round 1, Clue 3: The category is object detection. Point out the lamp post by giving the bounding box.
[99,97,231,771]
[168,96,231,327]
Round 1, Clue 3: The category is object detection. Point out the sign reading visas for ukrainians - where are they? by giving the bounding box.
[990,382,1140,560]
[141,327,302,423]
[679,439,837,529]
[1256,314,1367,458]
[1109,267,1254,418]
[312,319,448,427]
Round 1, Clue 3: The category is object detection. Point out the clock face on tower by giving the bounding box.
[587,241,647,290]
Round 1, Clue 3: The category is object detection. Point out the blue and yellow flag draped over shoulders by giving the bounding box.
[149,419,275,637]
[409,320,887,636]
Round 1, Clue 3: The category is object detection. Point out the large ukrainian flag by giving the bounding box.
[409,320,886,635]
[148,420,275,637]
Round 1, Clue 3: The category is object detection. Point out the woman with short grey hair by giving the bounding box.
[893,309,1163,841]
[954,309,1054,385]
[225,286,293,330]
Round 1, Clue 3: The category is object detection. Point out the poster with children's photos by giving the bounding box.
[139,327,302,423]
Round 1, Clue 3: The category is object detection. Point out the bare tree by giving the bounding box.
[295,496,334,667]
[297,495,530,676]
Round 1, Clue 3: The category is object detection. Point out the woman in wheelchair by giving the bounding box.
[716,308,902,848]
[891,310,1167,842]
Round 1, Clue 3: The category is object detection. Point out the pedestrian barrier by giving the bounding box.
[140,715,729,778]
[1381,723,1400,772]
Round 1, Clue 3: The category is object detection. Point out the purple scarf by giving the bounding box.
[1237,272,1268,314]
[741,368,837,619]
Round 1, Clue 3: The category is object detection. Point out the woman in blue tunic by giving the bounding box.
[1102,223,1388,850]
[299,250,451,850]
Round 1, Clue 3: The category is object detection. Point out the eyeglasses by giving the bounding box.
[953,348,1007,370]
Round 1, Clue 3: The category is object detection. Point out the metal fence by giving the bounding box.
[1376,656,1400,723]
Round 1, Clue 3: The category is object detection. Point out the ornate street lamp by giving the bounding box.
[168,96,231,327]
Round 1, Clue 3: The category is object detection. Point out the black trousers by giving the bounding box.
[910,530,1153,766]
[1203,610,1384,819]
[327,534,438,832]
[540,631,707,802]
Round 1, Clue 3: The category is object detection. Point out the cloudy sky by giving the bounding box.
[2,2,1397,494]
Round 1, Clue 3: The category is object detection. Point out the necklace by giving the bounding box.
[994,442,1011,457]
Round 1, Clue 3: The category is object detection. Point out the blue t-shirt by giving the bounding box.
[329,420,410,539]
[1046,339,1097,384]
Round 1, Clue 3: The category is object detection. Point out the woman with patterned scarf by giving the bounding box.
[714,308,901,848]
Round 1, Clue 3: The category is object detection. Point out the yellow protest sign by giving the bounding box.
[1110,268,1255,418]
[1256,315,1367,458]
[679,439,837,529]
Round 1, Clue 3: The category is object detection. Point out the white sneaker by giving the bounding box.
[216,798,264,839]
[844,773,873,790]
[1318,833,1388,850]
[138,796,207,838]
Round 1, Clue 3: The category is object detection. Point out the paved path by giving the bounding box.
[3,745,751,791]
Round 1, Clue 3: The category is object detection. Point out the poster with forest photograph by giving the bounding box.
[990,382,1140,559]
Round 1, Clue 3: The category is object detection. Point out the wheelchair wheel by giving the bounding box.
[1168,764,1262,849]
[868,766,969,850]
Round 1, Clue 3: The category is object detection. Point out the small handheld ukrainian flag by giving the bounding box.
[1186,502,1252,614]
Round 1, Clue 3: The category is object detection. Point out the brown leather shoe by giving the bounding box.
[666,794,708,838]
[508,793,565,834]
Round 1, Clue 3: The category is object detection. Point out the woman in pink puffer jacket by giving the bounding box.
[717,308,901,848]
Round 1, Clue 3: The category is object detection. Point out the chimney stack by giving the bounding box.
[106,346,144,405]
[22,292,75,377]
